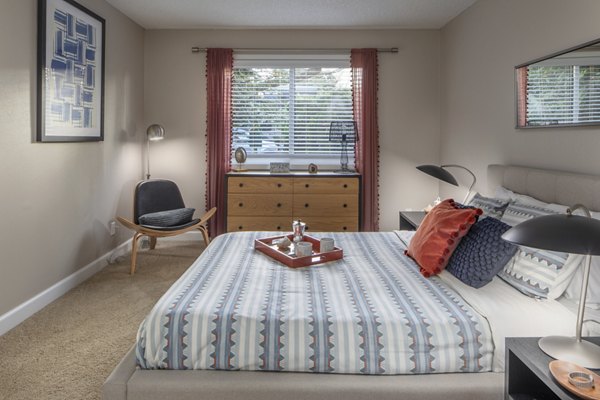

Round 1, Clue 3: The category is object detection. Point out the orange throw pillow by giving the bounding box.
[406,199,482,277]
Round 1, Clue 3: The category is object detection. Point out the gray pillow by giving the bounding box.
[139,207,195,227]
[446,217,517,288]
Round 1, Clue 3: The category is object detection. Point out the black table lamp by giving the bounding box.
[502,204,600,369]
[416,164,476,203]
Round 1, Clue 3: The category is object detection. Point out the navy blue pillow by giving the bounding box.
[446,217,517,288]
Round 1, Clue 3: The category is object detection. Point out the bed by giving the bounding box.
[102,164,600,400]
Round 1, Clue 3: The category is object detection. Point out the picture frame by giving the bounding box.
[269,162,290,174]
[37,0,105,142]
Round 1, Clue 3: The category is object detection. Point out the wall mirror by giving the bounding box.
[516,38,600,128]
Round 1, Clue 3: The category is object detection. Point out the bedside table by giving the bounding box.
[399,211,426,231]
[505,337,600,400]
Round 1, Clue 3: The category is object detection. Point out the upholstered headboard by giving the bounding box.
[487,165,600,212]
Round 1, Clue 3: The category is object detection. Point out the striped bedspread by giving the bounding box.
[136,231,493,374]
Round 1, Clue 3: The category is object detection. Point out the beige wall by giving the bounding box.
[440,0,600,200]
[0,0,144,315]
[144,29,442,231]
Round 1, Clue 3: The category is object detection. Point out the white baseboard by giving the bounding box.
[0,239,131,336]
[0,231,204,336]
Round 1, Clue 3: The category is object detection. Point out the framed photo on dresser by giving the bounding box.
[37,0,105,142]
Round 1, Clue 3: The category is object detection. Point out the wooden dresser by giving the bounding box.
[226,173,360,232]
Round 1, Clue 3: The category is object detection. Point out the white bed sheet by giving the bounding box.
[438,272,577,371]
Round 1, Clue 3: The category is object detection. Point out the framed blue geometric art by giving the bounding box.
[37,0,105,142]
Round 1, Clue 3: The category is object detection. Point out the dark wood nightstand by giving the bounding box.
[505,337,600,400]
[399,211,426,231]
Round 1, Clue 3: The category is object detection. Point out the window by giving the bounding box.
[231,54,354,168]
[525,65,600,126]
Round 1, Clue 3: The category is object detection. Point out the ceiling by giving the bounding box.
[104,0,478,30]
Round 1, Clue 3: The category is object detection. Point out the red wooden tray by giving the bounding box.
[254,234,343,268]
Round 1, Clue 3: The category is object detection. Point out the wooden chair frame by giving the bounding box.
[117,207,216,275]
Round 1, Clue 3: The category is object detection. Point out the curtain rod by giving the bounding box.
[191,47,398,54]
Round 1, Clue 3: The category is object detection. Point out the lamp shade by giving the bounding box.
[416,164,458,186]
[501,213,600,255]
[147,124,165,141]
[329,121,357,143]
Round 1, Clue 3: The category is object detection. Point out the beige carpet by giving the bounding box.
[0,240,205,400]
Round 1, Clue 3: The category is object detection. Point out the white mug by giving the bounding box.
[320,237,335,253]
[295,241,313,257]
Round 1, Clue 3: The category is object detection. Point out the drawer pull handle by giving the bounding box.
[277,226,281,230]
[304,203,309,208]
[343,226,347,231]
[343,184,348,188]
[305,226,310,231]
[277,203,282,207]
[238,202,243,207]
[239,183,244,188]
[305,184,310,188]
[277,183,282,188]
[343,203,348,208]
[238,226,243,230]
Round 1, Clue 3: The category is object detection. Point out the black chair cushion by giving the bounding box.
[139,207,195,228]
[140,218,200,231]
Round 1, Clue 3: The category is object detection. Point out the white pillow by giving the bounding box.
[498,200,583,299]
[467,193,510,219]
[494,186,517,202]
[500,198,557,227]
[564,260,600,310]
[500,249,583,300]
[554,203,600,309]
[494,186,555,209]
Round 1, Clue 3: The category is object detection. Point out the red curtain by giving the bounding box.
[206,48,233,237]
[351,49,379,232]
[516,67,528,128]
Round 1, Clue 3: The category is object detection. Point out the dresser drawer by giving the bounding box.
[228,194,292,216]
[228,177,293,194]
[227,217,291,232]
[300,217,359,232]
[293,194,358,216]
[293,177,359,194]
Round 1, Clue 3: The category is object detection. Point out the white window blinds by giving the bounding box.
[232,54,354,161]
[526,64,600,126]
